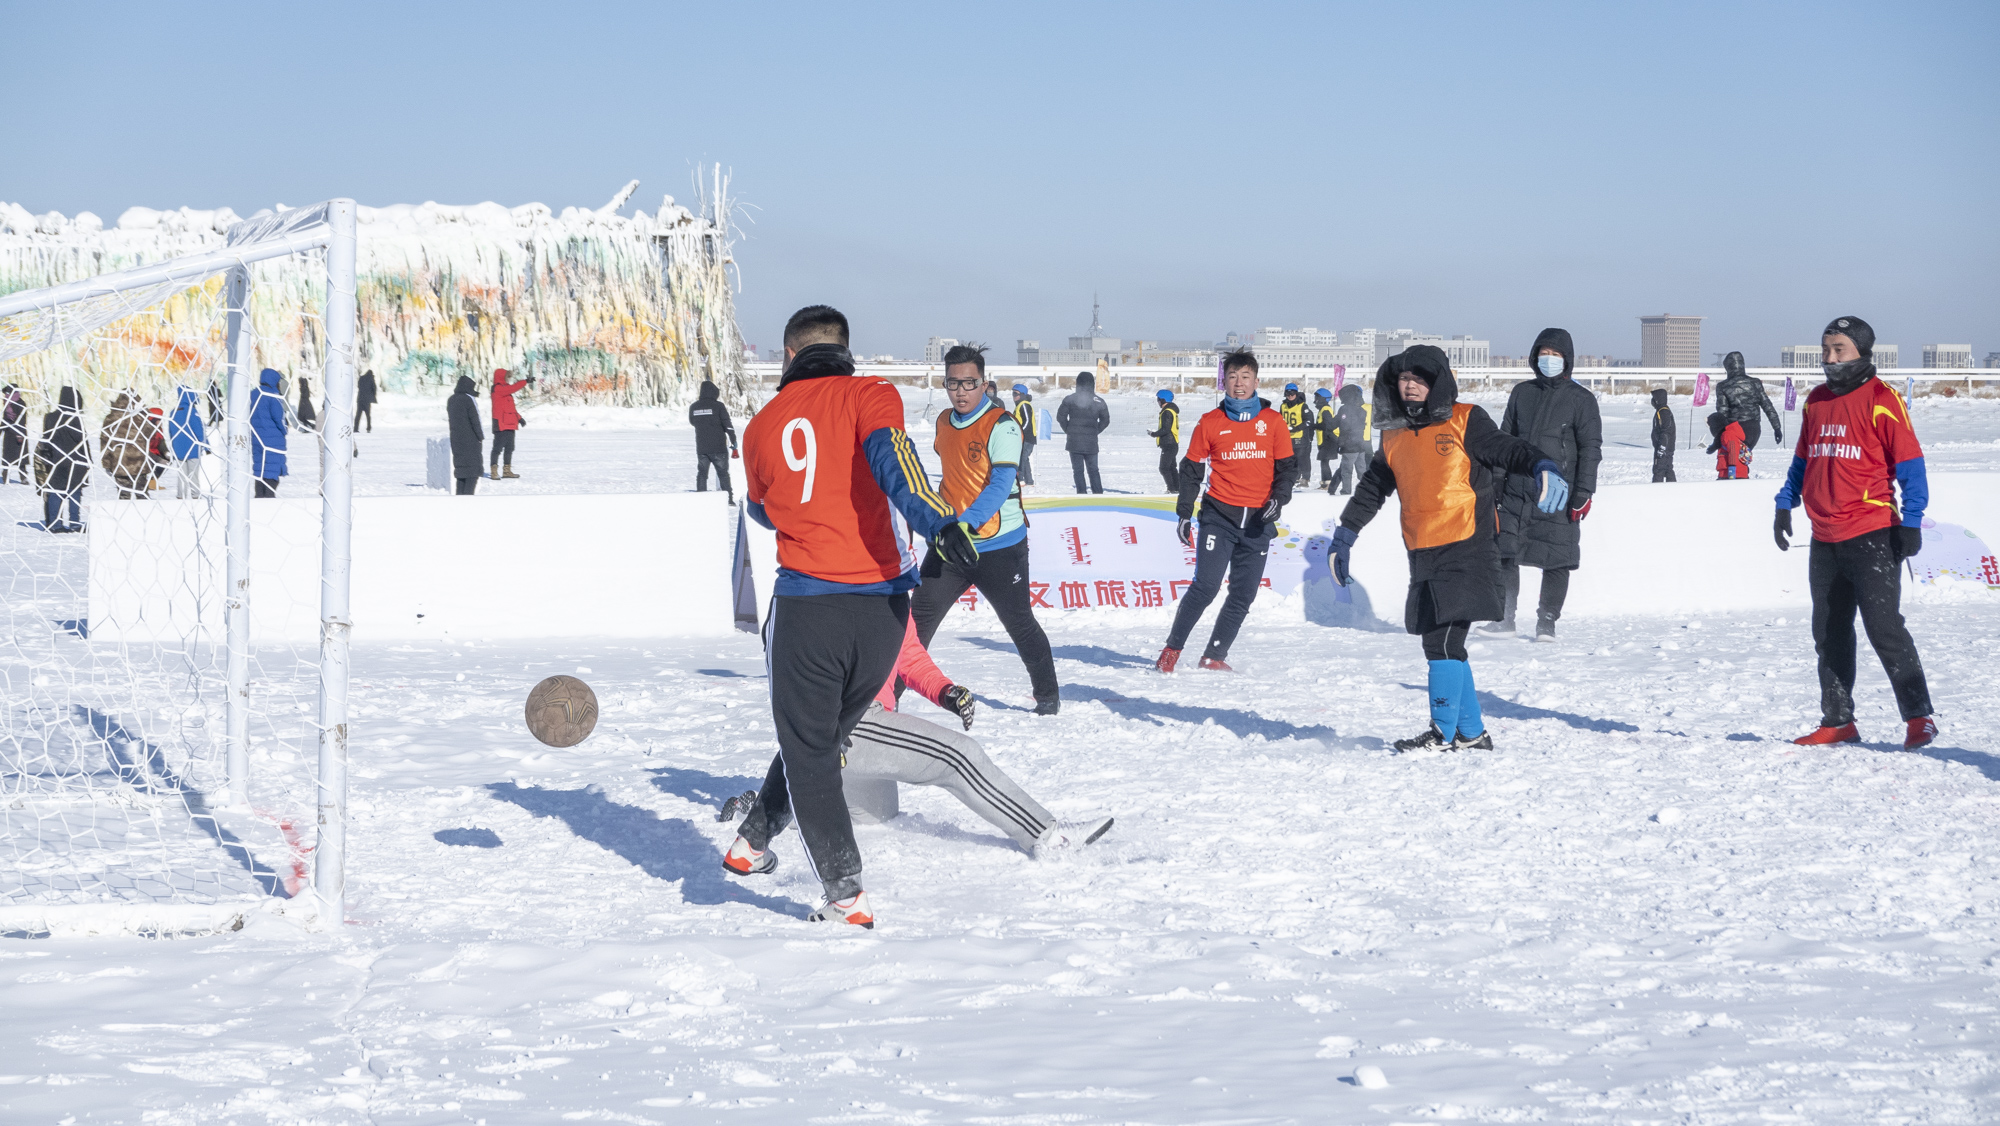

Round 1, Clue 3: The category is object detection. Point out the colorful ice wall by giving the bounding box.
[0,180,747,417]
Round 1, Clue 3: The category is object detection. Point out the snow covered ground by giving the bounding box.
[5,387,2000,1124]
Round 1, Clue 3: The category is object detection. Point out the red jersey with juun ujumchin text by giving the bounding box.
[1781,377,1925,543]
[1184,404,1292,509]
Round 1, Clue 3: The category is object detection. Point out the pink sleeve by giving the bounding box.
[876,614,952,709]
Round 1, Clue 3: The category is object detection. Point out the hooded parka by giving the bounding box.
[1495,329,1602,570]
[168,387,208,460]
[37,387,89,494]
[100,393,153,493]
[249,368,290,478]
[447,375,485,475]
[1340,347,1554,632]
[688,379,737,454]
[1056,374,1110,454]
[1713,351,1782,449]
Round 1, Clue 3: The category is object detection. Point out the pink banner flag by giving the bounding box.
[1783,376,1797,411]
[1333,365,1346,394]
[1693,373,1711,407]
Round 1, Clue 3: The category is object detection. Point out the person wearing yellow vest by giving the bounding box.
[1328,346,1568,753]
[913,345,1061,715]
[1009,383,1037,487]
[1145,389,1181,492]
[1279,383,1312,481]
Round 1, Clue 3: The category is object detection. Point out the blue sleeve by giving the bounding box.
[1895,456,1928,527]
[1773,455,1807,509]
[961,465,1017,529]
[862,426,957,541]
[745,500,775,531]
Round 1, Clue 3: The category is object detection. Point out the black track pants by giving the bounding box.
[1652,452,1676,482]
[1414,583,1470,660]
[740,592,909,897]
[913,539,1059,704]
[1499,561,1572,626]
[696,451,733,498]
[490,428,516,466]
[1070,452,1103,494]
[1018,441,1035,485]
[1317,455,1333,487]
[1332,452,1365,495]
[1156,445,1179,492]
[1164,511,1272,661]
[1810,528,1931,725]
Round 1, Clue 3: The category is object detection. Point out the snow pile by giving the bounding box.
[0,177,747,410]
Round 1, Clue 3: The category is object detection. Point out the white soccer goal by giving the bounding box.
[0,201,356,935]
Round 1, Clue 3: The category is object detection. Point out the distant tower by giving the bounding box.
[1089,293,1105,336]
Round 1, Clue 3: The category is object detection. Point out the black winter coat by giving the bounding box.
[688,380,737,455]
[1340,348,1551,632]
[1147,401,1180,449]
[37,388,89,494]
[1332,384,1370,452]
[356,370,378,409]
[1496,328,1602,570]
[1057,383,1110,454]
[446,376,484,473]
[1650,388,1676,455]
[1713,353,1782,447]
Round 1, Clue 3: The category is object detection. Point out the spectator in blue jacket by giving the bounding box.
[167,385,208,499]
[250,368,289,497]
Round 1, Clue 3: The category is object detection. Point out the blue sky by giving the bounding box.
[6,1,1994,364]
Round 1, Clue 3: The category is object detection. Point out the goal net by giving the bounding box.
[0,201,356,936]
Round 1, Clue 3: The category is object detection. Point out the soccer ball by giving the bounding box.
[525,675,599,748]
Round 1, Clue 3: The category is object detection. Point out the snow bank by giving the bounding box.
[90,493,736,642]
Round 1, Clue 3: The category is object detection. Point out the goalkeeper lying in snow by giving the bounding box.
[722,615,1112,873]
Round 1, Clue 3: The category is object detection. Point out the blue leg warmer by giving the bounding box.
[1426,660,1462,738]
[1457,661,1484,738]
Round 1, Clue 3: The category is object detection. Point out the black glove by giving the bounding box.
[1177,517,1193,548]
[1261,498,1283,523]
[940,684,975,730]
[935,521,980,570]
[1774,507,1792,552]
[527,375,537,385]
[1892,524,1922,561]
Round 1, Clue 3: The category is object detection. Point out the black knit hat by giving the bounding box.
[1823,316,1875,357]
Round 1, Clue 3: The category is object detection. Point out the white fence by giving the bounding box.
[747,362,2000,397]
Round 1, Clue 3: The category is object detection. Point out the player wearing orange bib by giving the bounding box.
[1329,346,1564,753]
[725,305,979,929]
[1154,349,1296,673]
[911,345,1061,713]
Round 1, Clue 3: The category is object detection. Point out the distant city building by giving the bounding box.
[1246,326,1375,368]
[1987,352,2000,369]
[925,336,959,363]
[1924,344,1973,369]
[1780,345,1821,368]
[1015,339,1040,364]
[1874,344,1899,369]
[1639,314,1703,367]
[1438,335,1490,370]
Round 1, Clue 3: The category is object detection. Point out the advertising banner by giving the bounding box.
[931,496,1322,614]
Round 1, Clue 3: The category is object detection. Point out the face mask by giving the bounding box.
[1822,358,1872,393]
[1537,355,1565,379]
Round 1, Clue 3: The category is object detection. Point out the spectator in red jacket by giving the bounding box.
[489,369,533,479]
[1707,413,1749,479]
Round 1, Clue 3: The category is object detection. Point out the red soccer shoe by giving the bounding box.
[1905,717,1938,749]
[1793,723,1860,746]
[1198,657,1234,672]
[1155,647,1181,673]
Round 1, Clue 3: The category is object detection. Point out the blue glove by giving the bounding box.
[1532,460,1569,515]
[1330,526,1357,586]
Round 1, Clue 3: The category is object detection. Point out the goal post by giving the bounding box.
[0,200,355,932]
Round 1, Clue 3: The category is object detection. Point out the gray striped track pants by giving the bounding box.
[846,703,1053,851]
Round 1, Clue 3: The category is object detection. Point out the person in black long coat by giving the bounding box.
[446,375,484,495]
[1056,373,1110,494]
[36,386,88,532]
[355,369,378,433]
[1329,346,1563,752]
[1491,327,1602,640]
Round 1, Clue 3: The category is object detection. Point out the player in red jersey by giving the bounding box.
[1153,349,1296,672]
[1774,316,1935,750]
[724,305,979,928]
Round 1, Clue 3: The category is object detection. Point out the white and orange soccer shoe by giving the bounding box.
[808,890,875,929]
[721,836,776,876]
